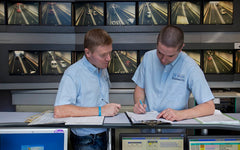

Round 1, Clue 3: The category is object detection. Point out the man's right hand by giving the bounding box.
[101,103,121,116]
[133,102,146,114]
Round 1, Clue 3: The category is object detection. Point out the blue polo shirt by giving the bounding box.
[55,56,110,136]
[132,50,214,112]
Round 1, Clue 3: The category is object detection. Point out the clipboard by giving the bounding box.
[125,111,171,126]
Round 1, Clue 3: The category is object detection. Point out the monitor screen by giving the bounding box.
[107,2,136,26]
[120,133,185,150]
[188,136,240,150]
[7,2,39,25]
[0,2,5,24]
[0,127,68,150]
[75,2,104,26]
[203,1,233,25]
[9,50,39,75]
[108,50,137,74]
[203,50,233,74]
[41,2,71,26]
[42,51,71,75]
[171,1,200,25]
[183,50,201,66]
[138,2,168,25]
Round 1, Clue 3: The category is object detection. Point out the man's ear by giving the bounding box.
[84,48,90,58]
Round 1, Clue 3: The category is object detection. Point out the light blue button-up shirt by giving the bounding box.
[132,49,214,112]
[55,55,110,136]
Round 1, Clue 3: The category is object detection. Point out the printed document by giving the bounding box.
[27,110,104,125]
[195,109,240,125]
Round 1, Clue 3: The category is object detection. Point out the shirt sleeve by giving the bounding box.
[54,73,79,106]
[188,66,214,104]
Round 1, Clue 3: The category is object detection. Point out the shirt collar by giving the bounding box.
[82,55,99,73]
[167,51,182,67]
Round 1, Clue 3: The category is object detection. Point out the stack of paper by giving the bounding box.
[27,110,104,125]
[195,110,240,125]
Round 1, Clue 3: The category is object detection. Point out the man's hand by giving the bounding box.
[133,102,147,114]
[101,103,121,116]
[157,108,184,121]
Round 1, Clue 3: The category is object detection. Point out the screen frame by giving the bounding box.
[0,127,68,150]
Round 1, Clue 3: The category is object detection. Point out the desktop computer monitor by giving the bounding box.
[0,127,68,150]
[188,136,240,150]
[119,133,185,150]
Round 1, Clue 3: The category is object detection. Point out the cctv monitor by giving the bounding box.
[107,2,136,26]
[183,50,201,66]
[9,50,39,75]
[188,136,240,150]
[138,2,168,25]
[203,1,233,24]
[0,127,68,150]
[7,2,39,25]
[75,2,104,26]
[203,50,233,74]
[171,1,201,24]
[41,2,71,26]
[120,133,185,150]
[108,50,137,82]
[42,51,71,75]
[0,2,5,24]
[236,50,240,73]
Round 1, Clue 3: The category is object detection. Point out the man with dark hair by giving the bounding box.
[54,29,121,150]
[132,25,215,122]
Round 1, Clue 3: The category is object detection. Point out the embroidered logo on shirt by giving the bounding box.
[172,73,185,81]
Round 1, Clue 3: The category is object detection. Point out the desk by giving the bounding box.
[1,112,240,150]
[0,112,240,130]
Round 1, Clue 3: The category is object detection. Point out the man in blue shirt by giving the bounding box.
[132,25,215,122]
[54,29,121,150]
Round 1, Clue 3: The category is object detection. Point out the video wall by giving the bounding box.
[0,1,234,26]
[8,50,240,81]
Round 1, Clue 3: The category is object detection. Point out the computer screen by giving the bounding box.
[120,133,185,150]
[0,127,68,150]
[188,136,240,150]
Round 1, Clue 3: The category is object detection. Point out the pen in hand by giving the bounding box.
[139,100,146,114]
[140,100,143,106]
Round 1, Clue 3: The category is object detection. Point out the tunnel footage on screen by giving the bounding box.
[0,1,234,26]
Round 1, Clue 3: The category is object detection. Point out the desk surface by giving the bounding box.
[0,112,240,131]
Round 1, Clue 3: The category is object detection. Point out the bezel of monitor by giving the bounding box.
[0,2,5,24]
[188,135,240,150]
[119,133,185,150]
[41,2,72,26]
[74,2,104,26]
[138,1,168,25]
[41,50,72,75]
[235,50,240,74]
[0,127,68,150]
[106,2,136,26]
[171,0,201,25]
[203,0,233,25]
[7,2,39,25]
[203,49,234,74]
[8,50,40,75]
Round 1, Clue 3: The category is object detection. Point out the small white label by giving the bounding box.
[234,43,240,49]
[213,98,220,104]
